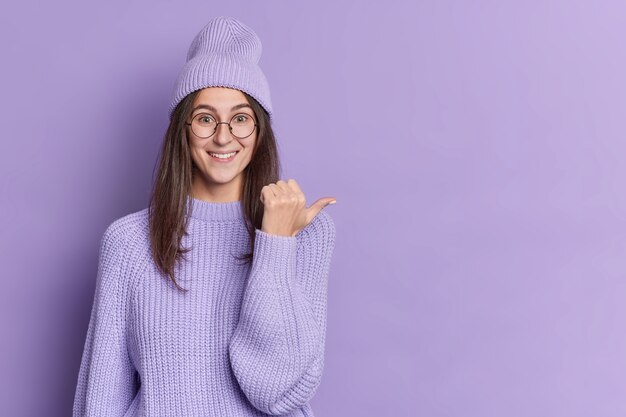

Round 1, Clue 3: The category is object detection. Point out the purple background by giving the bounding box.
[1,1,625,416]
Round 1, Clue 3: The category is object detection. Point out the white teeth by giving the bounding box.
[209,151,237,159]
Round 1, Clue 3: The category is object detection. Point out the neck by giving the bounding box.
[190,173,244,203]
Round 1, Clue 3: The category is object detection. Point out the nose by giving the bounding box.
[213,122,234,145]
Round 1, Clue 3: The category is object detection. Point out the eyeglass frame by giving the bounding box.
[185,112,258,139]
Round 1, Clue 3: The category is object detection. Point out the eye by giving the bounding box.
[233,114,250,124]
[196,114,215,124]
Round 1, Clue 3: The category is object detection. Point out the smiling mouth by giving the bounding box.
[207,150,239,162]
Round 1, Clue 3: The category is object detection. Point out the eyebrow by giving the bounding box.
[191,103,252,114]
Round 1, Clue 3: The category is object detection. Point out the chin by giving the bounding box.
[206,171,244,184]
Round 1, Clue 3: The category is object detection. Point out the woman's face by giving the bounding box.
[187,87,258,199]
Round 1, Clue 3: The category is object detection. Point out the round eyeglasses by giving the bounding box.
[185,112,258,139]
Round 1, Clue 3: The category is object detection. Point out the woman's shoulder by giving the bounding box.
[100,207,150,254]
[94,208,151,303]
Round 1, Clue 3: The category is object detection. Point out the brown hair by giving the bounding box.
[147,89,280,292]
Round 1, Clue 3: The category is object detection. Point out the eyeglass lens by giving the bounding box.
[190,113,256,139]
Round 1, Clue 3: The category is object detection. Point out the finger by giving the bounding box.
[286,178,302,194]
[275,180,291,194]
[286,179,306,206]
[260,184,274,204]
[306,197,336,222]
[268,183,282,197]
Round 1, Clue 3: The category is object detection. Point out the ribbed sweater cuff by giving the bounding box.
[251,229,298,281]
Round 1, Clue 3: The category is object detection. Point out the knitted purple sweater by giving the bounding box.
[72,197,336,417]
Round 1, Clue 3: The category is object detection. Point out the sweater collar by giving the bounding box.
[188,196,243,221]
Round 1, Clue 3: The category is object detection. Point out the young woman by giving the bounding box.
[72,16,337,417]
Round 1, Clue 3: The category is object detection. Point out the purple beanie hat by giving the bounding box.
[168,16,273,120]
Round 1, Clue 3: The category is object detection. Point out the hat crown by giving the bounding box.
[186,16,262,64]
[169,16,272,120]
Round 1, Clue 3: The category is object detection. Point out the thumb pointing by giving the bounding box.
[307,197,337,222]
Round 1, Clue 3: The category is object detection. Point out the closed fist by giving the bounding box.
[259,179,336,237]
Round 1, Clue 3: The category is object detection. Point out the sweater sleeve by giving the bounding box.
[228,209,336,415]
[72,223,139,417]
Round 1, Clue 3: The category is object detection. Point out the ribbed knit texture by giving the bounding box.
[72,197,336,417]
[169,16,273,120]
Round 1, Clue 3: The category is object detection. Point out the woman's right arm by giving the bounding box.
[72,223,139,417]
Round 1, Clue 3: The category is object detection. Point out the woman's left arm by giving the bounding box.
[228,209,336,415]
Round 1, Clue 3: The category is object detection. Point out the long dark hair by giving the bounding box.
[147,89,280,292]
